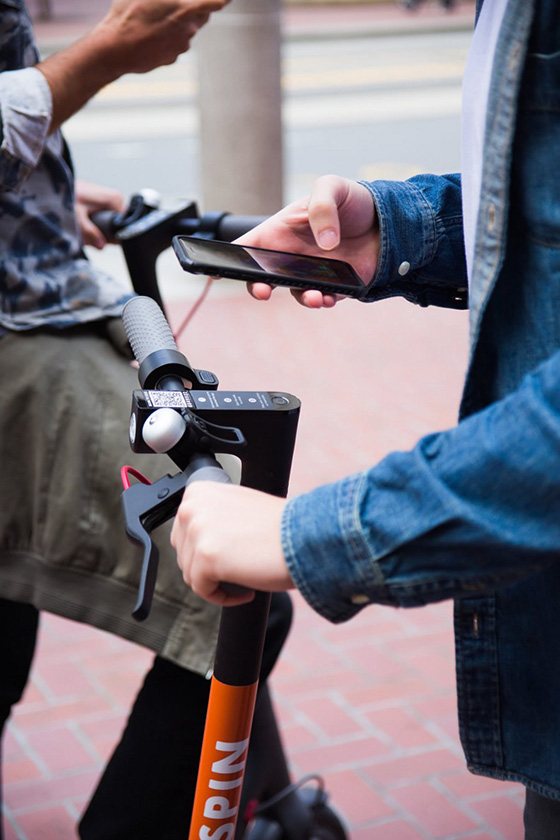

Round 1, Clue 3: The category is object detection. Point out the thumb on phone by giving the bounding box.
[307,175,343,251]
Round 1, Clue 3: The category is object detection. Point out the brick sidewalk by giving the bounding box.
[6,3,512,838]
[4,289,525,838]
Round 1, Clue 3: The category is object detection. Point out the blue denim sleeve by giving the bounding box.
[0,67,52,190]
[360,174,468,310]
[282,347,560,622]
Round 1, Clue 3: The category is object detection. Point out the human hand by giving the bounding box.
[171,482,294,607]
[236,175,379,309]
[38,0,229,131]
[75,180,125,249]
[99,0,230,74]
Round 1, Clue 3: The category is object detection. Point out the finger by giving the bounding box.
[178,0,229,18]
[193,12,210,27]
[76,207,106,249]
[189,568,255,607]
[103,192,126,213]
[290,289,337,309]
[247,281,274,301]
[235,201,309,249]
[213,586,256,608]
[170,516,180,551]
[75,181,125,213]
[91,190,125,214]
[307,175,344,251]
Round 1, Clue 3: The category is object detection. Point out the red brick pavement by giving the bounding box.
[4,289,526,838]
[7,5,503,837]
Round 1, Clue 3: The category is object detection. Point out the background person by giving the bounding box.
[0,2,290,839]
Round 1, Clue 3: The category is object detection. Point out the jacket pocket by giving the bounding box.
[520,50,560,112]
[513,52,560,246]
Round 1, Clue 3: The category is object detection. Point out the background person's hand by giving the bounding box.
[100,0,230,74]
[75,180,125,249]
[171,482,294,607]
[235,175,380,309]
[38,0,230,130]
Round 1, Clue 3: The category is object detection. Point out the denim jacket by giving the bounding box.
[283,0,560,797]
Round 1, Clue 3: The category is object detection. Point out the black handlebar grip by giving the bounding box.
[217,214,267,242]
[91,209,119,242]
[122,296,178,365]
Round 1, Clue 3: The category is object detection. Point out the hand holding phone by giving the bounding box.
[172,236,368,300]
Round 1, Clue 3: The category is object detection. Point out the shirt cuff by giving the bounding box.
[0,66,53,189]
[360,178,468,310]
[281,472,389,623]
[362,179,437,287]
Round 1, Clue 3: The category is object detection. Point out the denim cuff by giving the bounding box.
[281,472,388,623]
[363,179,437,284]
[281,347,560,622]
[359,176,468,310]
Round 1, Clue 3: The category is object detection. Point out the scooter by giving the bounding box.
[99,193,349,839]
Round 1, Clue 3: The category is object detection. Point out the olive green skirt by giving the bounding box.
[0,323,219,675]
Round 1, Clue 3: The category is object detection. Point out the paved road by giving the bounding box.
[66,29,468,199]
[66,28,469,192]
[67,28,469,298]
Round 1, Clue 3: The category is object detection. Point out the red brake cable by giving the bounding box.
[121,465,152,491]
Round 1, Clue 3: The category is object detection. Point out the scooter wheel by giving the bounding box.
[298,787,348,840]
[244,817,283,840]
[309,801,348,840]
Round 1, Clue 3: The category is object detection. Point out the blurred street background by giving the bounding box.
[4,2,526,838]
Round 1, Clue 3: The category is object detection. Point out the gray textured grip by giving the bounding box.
[218,215,265,241]
[122,296,177,364]
[186,465,232,486]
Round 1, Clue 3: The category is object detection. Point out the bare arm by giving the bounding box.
[37,0,229,131]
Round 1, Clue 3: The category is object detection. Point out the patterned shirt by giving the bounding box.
[0,1,130,331]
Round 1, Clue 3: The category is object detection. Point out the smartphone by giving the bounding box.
[172,235,367,299]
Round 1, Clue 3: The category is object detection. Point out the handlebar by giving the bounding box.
[92,192,266,307]
[122,294,179,365]
[123,294,200,391]
[120,273,301,839]
[121,296,255,616]
[117,196,305,840]
[158,211,266,244]
[206,213,266,242]
[115,193,298,622]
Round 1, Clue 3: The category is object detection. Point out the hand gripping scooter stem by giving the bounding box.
[121,296,300,627]
[121,296,306,839]
[107,191,348,839]
[115,199,347,838]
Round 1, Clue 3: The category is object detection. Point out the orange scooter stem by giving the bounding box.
[189,591,272,839]
[189,678,258,839]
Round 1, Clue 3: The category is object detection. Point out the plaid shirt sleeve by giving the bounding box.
[0,66,52,190]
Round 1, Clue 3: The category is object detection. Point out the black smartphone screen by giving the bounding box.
[173,236,366,296]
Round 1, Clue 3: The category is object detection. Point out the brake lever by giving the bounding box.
[122,450,241,620]
[121,471,189,621]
